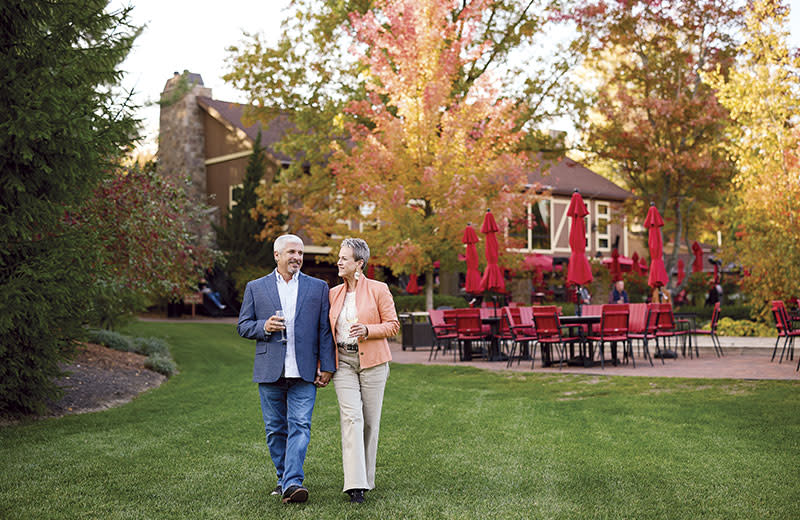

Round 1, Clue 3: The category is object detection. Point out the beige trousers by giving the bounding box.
[333,348,389,492]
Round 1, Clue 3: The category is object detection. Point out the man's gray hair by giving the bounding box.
[341,238,370,268]
[274,234,304,253]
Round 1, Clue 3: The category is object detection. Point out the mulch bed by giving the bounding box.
[46,343,166,417]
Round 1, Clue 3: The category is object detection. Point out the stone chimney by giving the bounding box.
[158,71,212,204]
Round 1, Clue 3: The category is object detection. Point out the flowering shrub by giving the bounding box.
[713,317,776,337]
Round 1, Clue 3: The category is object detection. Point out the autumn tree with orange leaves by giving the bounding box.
[570,0,741,288]
[704,0,800,316]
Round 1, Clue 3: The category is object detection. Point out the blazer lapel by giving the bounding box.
[294,272,311,316]
[262,271,282,310]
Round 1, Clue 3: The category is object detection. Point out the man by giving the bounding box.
[237,234,336,504]
[611,280,629,304]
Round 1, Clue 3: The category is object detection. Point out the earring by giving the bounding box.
[354,270,361,280]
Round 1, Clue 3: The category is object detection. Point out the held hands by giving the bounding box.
[315,370,333,388]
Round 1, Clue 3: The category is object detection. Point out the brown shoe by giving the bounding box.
[282,485,309,504]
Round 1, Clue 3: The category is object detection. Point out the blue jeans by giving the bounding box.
[258,378,317,490]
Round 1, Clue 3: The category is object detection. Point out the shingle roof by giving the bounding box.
[528,156,631,201]
[196,97,295,163]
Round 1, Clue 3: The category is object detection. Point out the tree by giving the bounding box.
[327,0,540,309]
[213,131,278,290]
[0,1,139,415]
[77,162,218,328]
[226,0,573,308]
[703,0,800,316]
[570,0,741,288]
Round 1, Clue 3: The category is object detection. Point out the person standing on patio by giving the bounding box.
[237,234,336,504]
[329,238,399,504]
[611,280,629,304]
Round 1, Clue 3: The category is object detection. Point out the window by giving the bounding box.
[595,202,610,251]
[509,200,552,252]
[531,200,551,251]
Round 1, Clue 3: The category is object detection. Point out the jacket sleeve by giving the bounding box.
[365,282,400,340]
[318,282,337,373]
[237,281,268,341]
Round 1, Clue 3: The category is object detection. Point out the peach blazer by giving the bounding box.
[329,277,400,369]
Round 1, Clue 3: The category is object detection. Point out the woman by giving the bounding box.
[328,238,399,504]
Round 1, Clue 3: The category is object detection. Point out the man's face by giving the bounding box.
[616,281,625,291]
[275,239,304,277]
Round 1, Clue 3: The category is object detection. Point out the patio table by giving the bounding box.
[557,315,601,367]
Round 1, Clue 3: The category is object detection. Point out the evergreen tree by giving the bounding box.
[213,131,277,287]
[0,1,139,416]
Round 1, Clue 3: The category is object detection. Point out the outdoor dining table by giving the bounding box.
[480,315,507,362]
[558,315,601,367]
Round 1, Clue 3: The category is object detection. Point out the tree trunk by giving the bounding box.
[425,269,435,311]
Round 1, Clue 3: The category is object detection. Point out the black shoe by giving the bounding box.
[282,485,309,504]
[270,485,282,496]
[347,489,365,504]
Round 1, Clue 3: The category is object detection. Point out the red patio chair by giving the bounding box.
[627,303,658,366]
[455,308,488,360]
[770,300,799,367]
[587,304,632,369]
[531,308,579,369]
[655,303,685,359]
[505,306,537,368]
[428,309,458,361]
[692,302,723,357]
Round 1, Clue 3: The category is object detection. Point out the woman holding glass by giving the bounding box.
[328,238,399,504]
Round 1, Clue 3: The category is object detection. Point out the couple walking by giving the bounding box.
[237,234,399,504]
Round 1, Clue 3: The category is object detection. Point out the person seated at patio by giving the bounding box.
[199,279,225,310]
[610,280,629,304]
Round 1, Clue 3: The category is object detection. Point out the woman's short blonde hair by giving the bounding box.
[341,238,370,268]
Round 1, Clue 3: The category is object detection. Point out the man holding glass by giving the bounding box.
[237,234,336,504]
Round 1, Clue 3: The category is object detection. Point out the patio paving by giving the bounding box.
[139,316,798,380]
[390,336,800,381]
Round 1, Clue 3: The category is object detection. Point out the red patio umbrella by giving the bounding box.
[406,273,420,294]
[631,252,643,275]
[462,224,482,294]
[609,248,623,282]
[480,209,505,293]
[523,253,553,272]
[691,241,703,273]
[645,203,668,288]
[566,190,593,286]
[677,259,686,286]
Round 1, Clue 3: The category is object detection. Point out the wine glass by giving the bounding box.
[275,310,287,343]
[346,310,359,342]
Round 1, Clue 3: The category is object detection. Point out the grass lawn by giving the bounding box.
[1,321,798,519]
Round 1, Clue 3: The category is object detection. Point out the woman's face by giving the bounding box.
[337,246,362,279]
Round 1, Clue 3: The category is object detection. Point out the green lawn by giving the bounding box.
[1,321,798,519]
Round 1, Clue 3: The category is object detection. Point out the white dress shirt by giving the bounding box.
[275,269,300,378]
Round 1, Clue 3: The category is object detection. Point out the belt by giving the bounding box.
[337,342,359,352]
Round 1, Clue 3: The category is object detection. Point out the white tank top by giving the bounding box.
[335,291,358,345]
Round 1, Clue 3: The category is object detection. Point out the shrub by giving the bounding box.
[132,337,170,356]
[144,354,178,376]
[714,317,776,337]
[87,329,135,352]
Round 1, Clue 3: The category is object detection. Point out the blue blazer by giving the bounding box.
[237,271,336,383]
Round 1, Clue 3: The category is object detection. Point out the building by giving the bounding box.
[158,72,644,296]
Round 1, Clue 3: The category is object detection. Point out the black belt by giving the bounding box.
[337,342,358,352]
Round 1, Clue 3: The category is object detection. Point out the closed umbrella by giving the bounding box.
[631,252,644,276]
[480,209,505,293]
[645,203,668,289]
[677,259,686,286]
[406,273,420,294]
[462,224,482,295]
[691,241,703,273]
[610,248,623,282]
[566,190,593,286]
